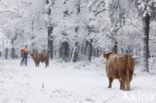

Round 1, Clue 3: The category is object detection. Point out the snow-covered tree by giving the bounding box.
[0,0,155,68]
[137,0,155,72]
[0,31,11,49]
[0,31,11,59]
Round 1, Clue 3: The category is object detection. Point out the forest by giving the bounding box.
[0,0,156,72]
[0,0,156,103]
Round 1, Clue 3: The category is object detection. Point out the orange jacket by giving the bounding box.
[22,48,28,54]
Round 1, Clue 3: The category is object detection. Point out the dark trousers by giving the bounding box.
[21,54,27,66]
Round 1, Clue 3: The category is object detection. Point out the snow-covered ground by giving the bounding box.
[0,58,156,103]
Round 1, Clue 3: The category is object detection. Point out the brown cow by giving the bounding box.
[103,52,135,91]
[31,53,49,67]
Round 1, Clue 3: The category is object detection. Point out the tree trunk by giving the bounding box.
[5,48,8,59]
[46,0,54,59]
[112,40,118,53]
[109,32,118,53]
[86,39,92,61]
[48,26,53,59]
[11,48,15,59]
[72,42,79,62]
[59,41,70,62]
[0,51,1,57]
[142,13,150,72]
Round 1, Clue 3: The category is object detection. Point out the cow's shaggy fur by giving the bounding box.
[103,52,135,90]
[31,53,49,67]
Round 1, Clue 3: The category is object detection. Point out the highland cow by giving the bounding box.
[103,52,135,91]
[31,53,49,67]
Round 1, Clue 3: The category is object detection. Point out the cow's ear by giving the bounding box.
[103,53,110,60]
[103,52,115,60]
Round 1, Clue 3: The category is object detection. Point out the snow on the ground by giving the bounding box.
[0,58,156,103]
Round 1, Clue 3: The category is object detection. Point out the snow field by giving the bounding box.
[0,58,156,103]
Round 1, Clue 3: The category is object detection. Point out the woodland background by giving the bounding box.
[0,0,156,72]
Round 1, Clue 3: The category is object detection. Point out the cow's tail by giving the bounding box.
[126,55,130,90]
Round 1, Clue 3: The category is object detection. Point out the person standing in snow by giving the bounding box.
[20,45,28,66]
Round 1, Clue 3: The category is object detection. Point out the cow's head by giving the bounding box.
[103,52,115,60]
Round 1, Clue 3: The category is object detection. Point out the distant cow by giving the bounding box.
[31,53,49,67]
[103,52,135,90]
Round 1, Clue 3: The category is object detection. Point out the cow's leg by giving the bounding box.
[126,80,130,91]
[108,77,113,88]
[118,68,126,90]
[125,70,133,91]
[120,80,127,90]
[35,61,39,67]
[45,62,48,67]
[45,60,49,67]
[38,62,40,67]
[126,74,133,90]
[126,67,134,90]
[126,74,132,90]
[120,79,126,90]
[119,80,123,89]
